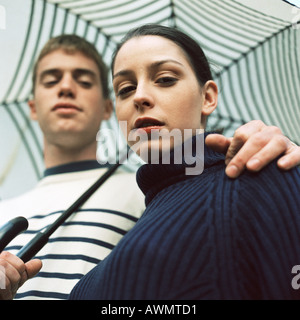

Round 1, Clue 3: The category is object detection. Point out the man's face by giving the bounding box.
[29,49,112,149]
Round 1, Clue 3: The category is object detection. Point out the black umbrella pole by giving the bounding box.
[17,153,128,263]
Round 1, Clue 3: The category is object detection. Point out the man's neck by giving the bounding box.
[43,142,97,168]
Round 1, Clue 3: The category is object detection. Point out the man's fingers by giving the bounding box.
[277,146,300,170]
[205,134,231,154]
[245,137,289,171]
[0,258,21,288]
[206,121,299,179]
[225,120,268,164]
[226,133,289,178]
[224,135,244,166]
[0,251,25,299]
[0,252,42,299]
[0,251,25,274]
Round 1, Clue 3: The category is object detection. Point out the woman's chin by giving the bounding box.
[131,140,180,164]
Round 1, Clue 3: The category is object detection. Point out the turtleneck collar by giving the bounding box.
[136,132,225,205]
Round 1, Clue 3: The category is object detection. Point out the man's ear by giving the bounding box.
[201,80,218,116]
[28,99,38,120]
[103,99,114,120]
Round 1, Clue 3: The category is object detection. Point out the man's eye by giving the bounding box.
[43,80,58,87]
[79,81,92,88]
[117,85,136,97]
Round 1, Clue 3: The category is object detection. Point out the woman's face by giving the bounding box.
[113,35,217,160]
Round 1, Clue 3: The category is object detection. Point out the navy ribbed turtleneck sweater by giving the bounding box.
[69,134,300,300]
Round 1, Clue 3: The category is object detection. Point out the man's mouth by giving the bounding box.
[52,103,82,112]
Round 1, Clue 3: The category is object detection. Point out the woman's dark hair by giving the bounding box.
[111,24,213,87]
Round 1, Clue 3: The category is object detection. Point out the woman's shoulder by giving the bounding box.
[238,160,300,197]
[230,160,300,231]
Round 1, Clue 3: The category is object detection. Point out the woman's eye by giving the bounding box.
[156,77,178,86]
[117,85,136,97]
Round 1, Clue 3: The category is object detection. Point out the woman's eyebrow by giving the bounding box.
[113,69,133,80]
[113,59,184,79]
[150,59,184,69]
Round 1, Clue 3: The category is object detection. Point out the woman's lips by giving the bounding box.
[133,117,165,133]
[135,126,163,135]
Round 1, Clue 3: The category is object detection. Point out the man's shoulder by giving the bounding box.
[0,187,39,225]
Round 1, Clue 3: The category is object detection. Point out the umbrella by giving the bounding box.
[0,0,299,199]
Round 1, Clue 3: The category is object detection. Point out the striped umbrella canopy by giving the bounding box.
[0,0,299,199]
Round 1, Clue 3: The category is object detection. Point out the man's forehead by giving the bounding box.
[37,49,99,75]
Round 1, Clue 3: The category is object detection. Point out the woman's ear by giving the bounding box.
[201,80,218,116]
[28,99,38,120]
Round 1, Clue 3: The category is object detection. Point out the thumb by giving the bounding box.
[205,134,232,154]
[26,259,42,279]
[19,259,42,287]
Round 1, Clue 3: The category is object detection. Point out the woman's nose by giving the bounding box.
[133,84,154,111]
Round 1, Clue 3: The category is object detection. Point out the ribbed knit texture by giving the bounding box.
[69,134,300,300]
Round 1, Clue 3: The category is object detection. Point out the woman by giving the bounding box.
[69,24,300,300]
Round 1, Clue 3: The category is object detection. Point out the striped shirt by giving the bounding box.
[0,160,145,299]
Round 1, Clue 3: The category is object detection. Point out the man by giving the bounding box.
[0,35,145,299]
[0,34,299,300]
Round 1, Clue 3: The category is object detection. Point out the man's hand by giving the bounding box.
[0,251,42,300]
[206,120,300,178]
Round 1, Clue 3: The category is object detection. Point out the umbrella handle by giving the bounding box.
[0,217,28,253]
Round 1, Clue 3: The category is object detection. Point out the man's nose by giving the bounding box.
[58,74,76,98]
